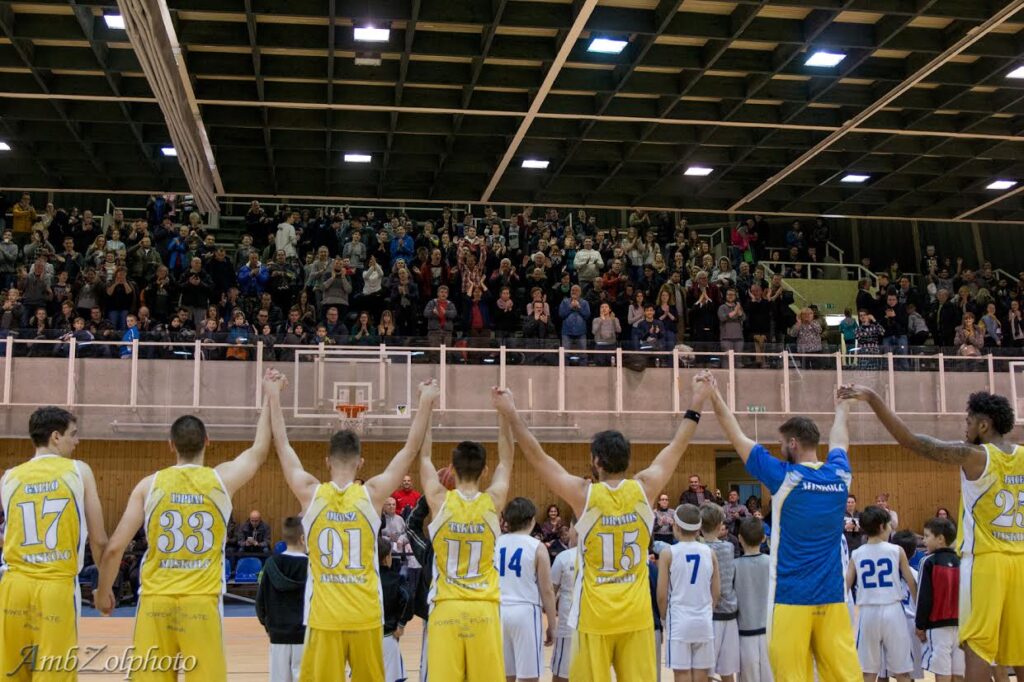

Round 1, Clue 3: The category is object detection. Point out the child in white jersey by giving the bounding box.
[549,526,577,682]
[657,503,720,682]
[735,517,772,682]
[847,505,918,682]
[892,530,923,680]
[495,497,557,682]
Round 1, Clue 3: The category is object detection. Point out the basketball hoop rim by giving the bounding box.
[335,403,368,434]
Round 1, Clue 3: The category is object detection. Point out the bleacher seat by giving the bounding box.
[274,541,287,554]
[233,557,262,583]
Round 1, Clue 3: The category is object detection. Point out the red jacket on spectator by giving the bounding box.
[392,488,422,516]
[417,260,450,302]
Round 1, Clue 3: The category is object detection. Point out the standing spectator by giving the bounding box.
[632,304,664,351]
[718,287,745,354]
[256,517,307,682]
[391,475,421,518]
[493,287,518,342]
[381,497,408,556]
[179,257,213,328]
[843,495,865,551]
[1007,299,1024,347]
[237,510,272,556]
[874,493,899,532]
[651,494,675,545]
[591,302,621,355]
[679,474,721,507]
[319,257,353,321]
[390,225,415,265]
[789,307,824,365]
[855,310,884,369]
[127,236,163,286]
[237,252,269,303]
[766,275,795,343]
[688,271,720,347]
[275,212,299,259]
[723,489,750,534]
[342,230,367,271]
[906,302,930,346]
[11,193,37,237]
[980,302,1002,348]
[0,230,20,291]
[573,237,604,286]
[880,293,909,368]
[558,284,590,354]
[462,286,492,341]
[838,308,858,350]
[105,267,135,330]
[424,284,457,347]
[539,504,564,544]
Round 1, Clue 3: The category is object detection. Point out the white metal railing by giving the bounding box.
[994,268,1020,284]
[0,337,1008,419]
[762,260,879,287]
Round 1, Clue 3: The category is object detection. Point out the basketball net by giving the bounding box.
[335,403,368,434]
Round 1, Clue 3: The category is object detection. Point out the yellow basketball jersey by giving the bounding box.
[140,464,232,596]
[302,481,382,631]
[959,442,1024,555]
[428,489,501,604]
[0,455,86,579]
[569,479,653,634]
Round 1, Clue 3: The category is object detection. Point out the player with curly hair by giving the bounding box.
[839,385,1024,680]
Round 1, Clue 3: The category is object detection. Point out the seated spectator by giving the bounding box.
[980,301,1002,348]
[723,489,749,534]
[377,309,397,343]
[954,312,984,357]
[237,510,272,555]
[349,311,378,346]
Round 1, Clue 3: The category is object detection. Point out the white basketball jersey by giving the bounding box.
[495,533,541,606]
[851,541,903,606]
[841,534,854,606]
[666,541,714,643]
[900,566,918,618]
[550,549,577,637]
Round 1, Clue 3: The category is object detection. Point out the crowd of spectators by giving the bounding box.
[2,192,1021,364]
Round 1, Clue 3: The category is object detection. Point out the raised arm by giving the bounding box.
[94,476,149,616]
[838,384,986,480]
[485,408,515,510]
[366,380,439,509]
[266,372,319,510]
[829,393,852,453]
[704,373,756,462]
[418,422,446,512]
[636,374,712,504]
[78,461,109,567]
[492,387,587,518]
[216,378,275,496]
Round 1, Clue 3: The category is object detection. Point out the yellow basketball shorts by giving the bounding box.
[299,625,384,682]
[130,594,225,681]
[570,628,657,682]
[426,600,504,682]
[769,602,862,682]
[0,573,79,682]
[960,552,1024,667]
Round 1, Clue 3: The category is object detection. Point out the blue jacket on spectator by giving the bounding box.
[558,297,590,338]
[120,325,139,358]
[238,263,269,296]
[390,234,415,263]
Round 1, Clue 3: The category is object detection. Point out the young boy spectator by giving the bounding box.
[915,517,964,682]
[255,517,308,682]
[703,503,740,682]
[657,504,720,682]
[379,536,410,682]
[735,517,772,682]
[847,506,917,682]
[891,530,924,681]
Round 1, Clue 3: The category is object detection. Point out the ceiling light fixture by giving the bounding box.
[344,153,372,163]
[841,174,870,183]
[354,25,390,42]
[104,14,125,30]
[354,53,382,66]
[805,51,846,67]
[0,142,10,151]
[986,179,1017,190]
[588,38,628,54]
[684,166,713,176]
[522,159,549,169]
[161,147,177,156]
[1007,66,1024,79]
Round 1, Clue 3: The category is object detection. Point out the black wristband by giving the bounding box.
[684,409,701,423]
